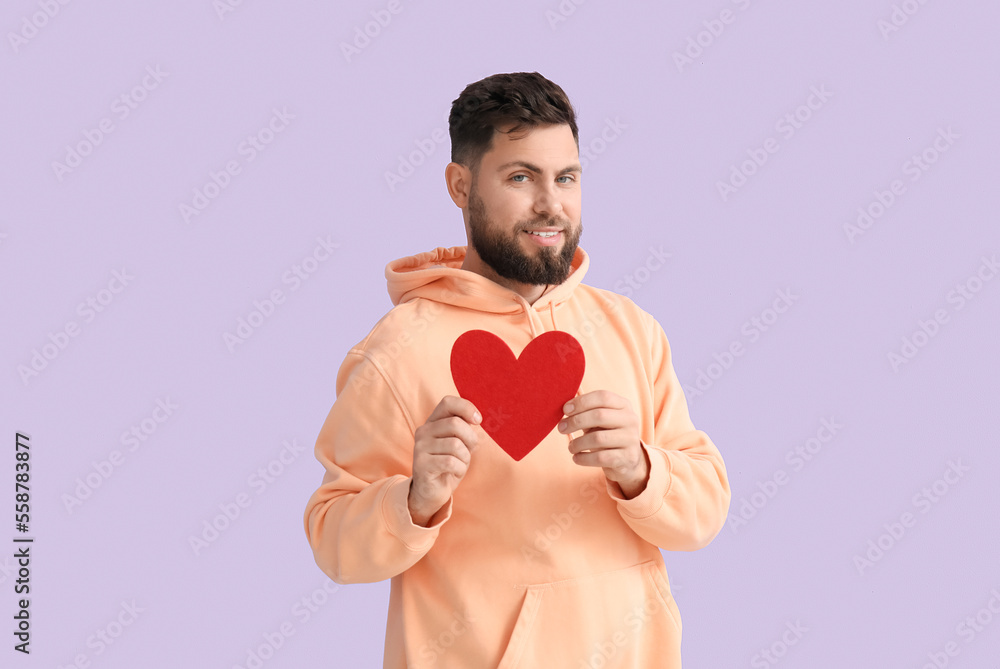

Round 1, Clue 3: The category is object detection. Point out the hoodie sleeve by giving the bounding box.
[603,314,732,551]
[303,349,452,584]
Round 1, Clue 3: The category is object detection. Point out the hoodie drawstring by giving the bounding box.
[522,300,537,337]
[516,295,559,336]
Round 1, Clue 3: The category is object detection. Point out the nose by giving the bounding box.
[532,181,565,219]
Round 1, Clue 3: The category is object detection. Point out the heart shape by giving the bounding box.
[450,329,585,461]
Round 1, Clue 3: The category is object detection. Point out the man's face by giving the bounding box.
[465,123,582,286]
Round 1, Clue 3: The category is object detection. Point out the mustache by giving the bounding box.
[522,218,572,229]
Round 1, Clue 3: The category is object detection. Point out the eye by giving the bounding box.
[511,174,528,182]
[558,175,576,183]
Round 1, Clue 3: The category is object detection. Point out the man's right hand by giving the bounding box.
[407,395,481,527]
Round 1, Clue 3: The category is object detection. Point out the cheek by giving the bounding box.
[483,191,522,220]
[499,203,532,226]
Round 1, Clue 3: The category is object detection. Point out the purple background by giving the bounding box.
[3,1,999,667]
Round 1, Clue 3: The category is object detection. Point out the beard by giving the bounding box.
[467,184,582,286]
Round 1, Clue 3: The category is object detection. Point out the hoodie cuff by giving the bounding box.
[605,442,669,519]
[382,476,454,551]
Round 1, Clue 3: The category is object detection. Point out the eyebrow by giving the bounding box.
[495,160,582,175]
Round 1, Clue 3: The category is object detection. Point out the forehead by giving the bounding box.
[482,123,579,170]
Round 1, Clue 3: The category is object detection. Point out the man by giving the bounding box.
[303,71,731,668]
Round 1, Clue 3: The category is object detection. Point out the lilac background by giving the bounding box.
[3,1,999,667]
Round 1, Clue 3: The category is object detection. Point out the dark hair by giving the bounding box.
[448,72,579,176]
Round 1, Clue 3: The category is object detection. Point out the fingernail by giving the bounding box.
[565,402,574,413]
[473,411,481,423]
[558,420,567,432]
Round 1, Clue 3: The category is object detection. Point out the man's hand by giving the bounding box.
[408,395,481,527]
[558,390,650,499]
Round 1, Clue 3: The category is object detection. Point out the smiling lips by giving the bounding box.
[524,228,562,246]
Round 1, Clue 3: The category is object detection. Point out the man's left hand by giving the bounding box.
[558,390,650,499]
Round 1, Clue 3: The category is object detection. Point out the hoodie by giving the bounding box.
[303,244,731,668]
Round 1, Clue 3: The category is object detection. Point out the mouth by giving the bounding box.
[523,228,562,246]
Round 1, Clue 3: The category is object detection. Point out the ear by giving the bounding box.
[445,162,472,208]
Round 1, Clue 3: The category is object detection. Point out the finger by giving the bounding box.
[419,437,471,464]
[427,451,469,479]
[569,448,607,468]
[442,436,472,466]
[429,416,480,450]
[560,407,623,435]
[571,446,630,472]
[427,416,479,453]
[566,428,623,454]
[562,390,625,417]
[429,395,482,426]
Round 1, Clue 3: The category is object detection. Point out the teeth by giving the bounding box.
[528,231,558,237]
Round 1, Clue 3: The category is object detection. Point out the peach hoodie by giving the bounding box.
[303,245,730,668]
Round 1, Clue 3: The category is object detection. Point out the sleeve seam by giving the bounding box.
[349,348,417,434]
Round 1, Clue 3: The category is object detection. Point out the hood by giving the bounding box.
[385,244,590,336]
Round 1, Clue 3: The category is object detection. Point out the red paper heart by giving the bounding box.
[450,329,585,461]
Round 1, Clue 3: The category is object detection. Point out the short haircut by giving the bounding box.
[448,72,580,177]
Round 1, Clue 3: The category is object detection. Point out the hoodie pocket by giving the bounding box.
[496,560,682,669]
